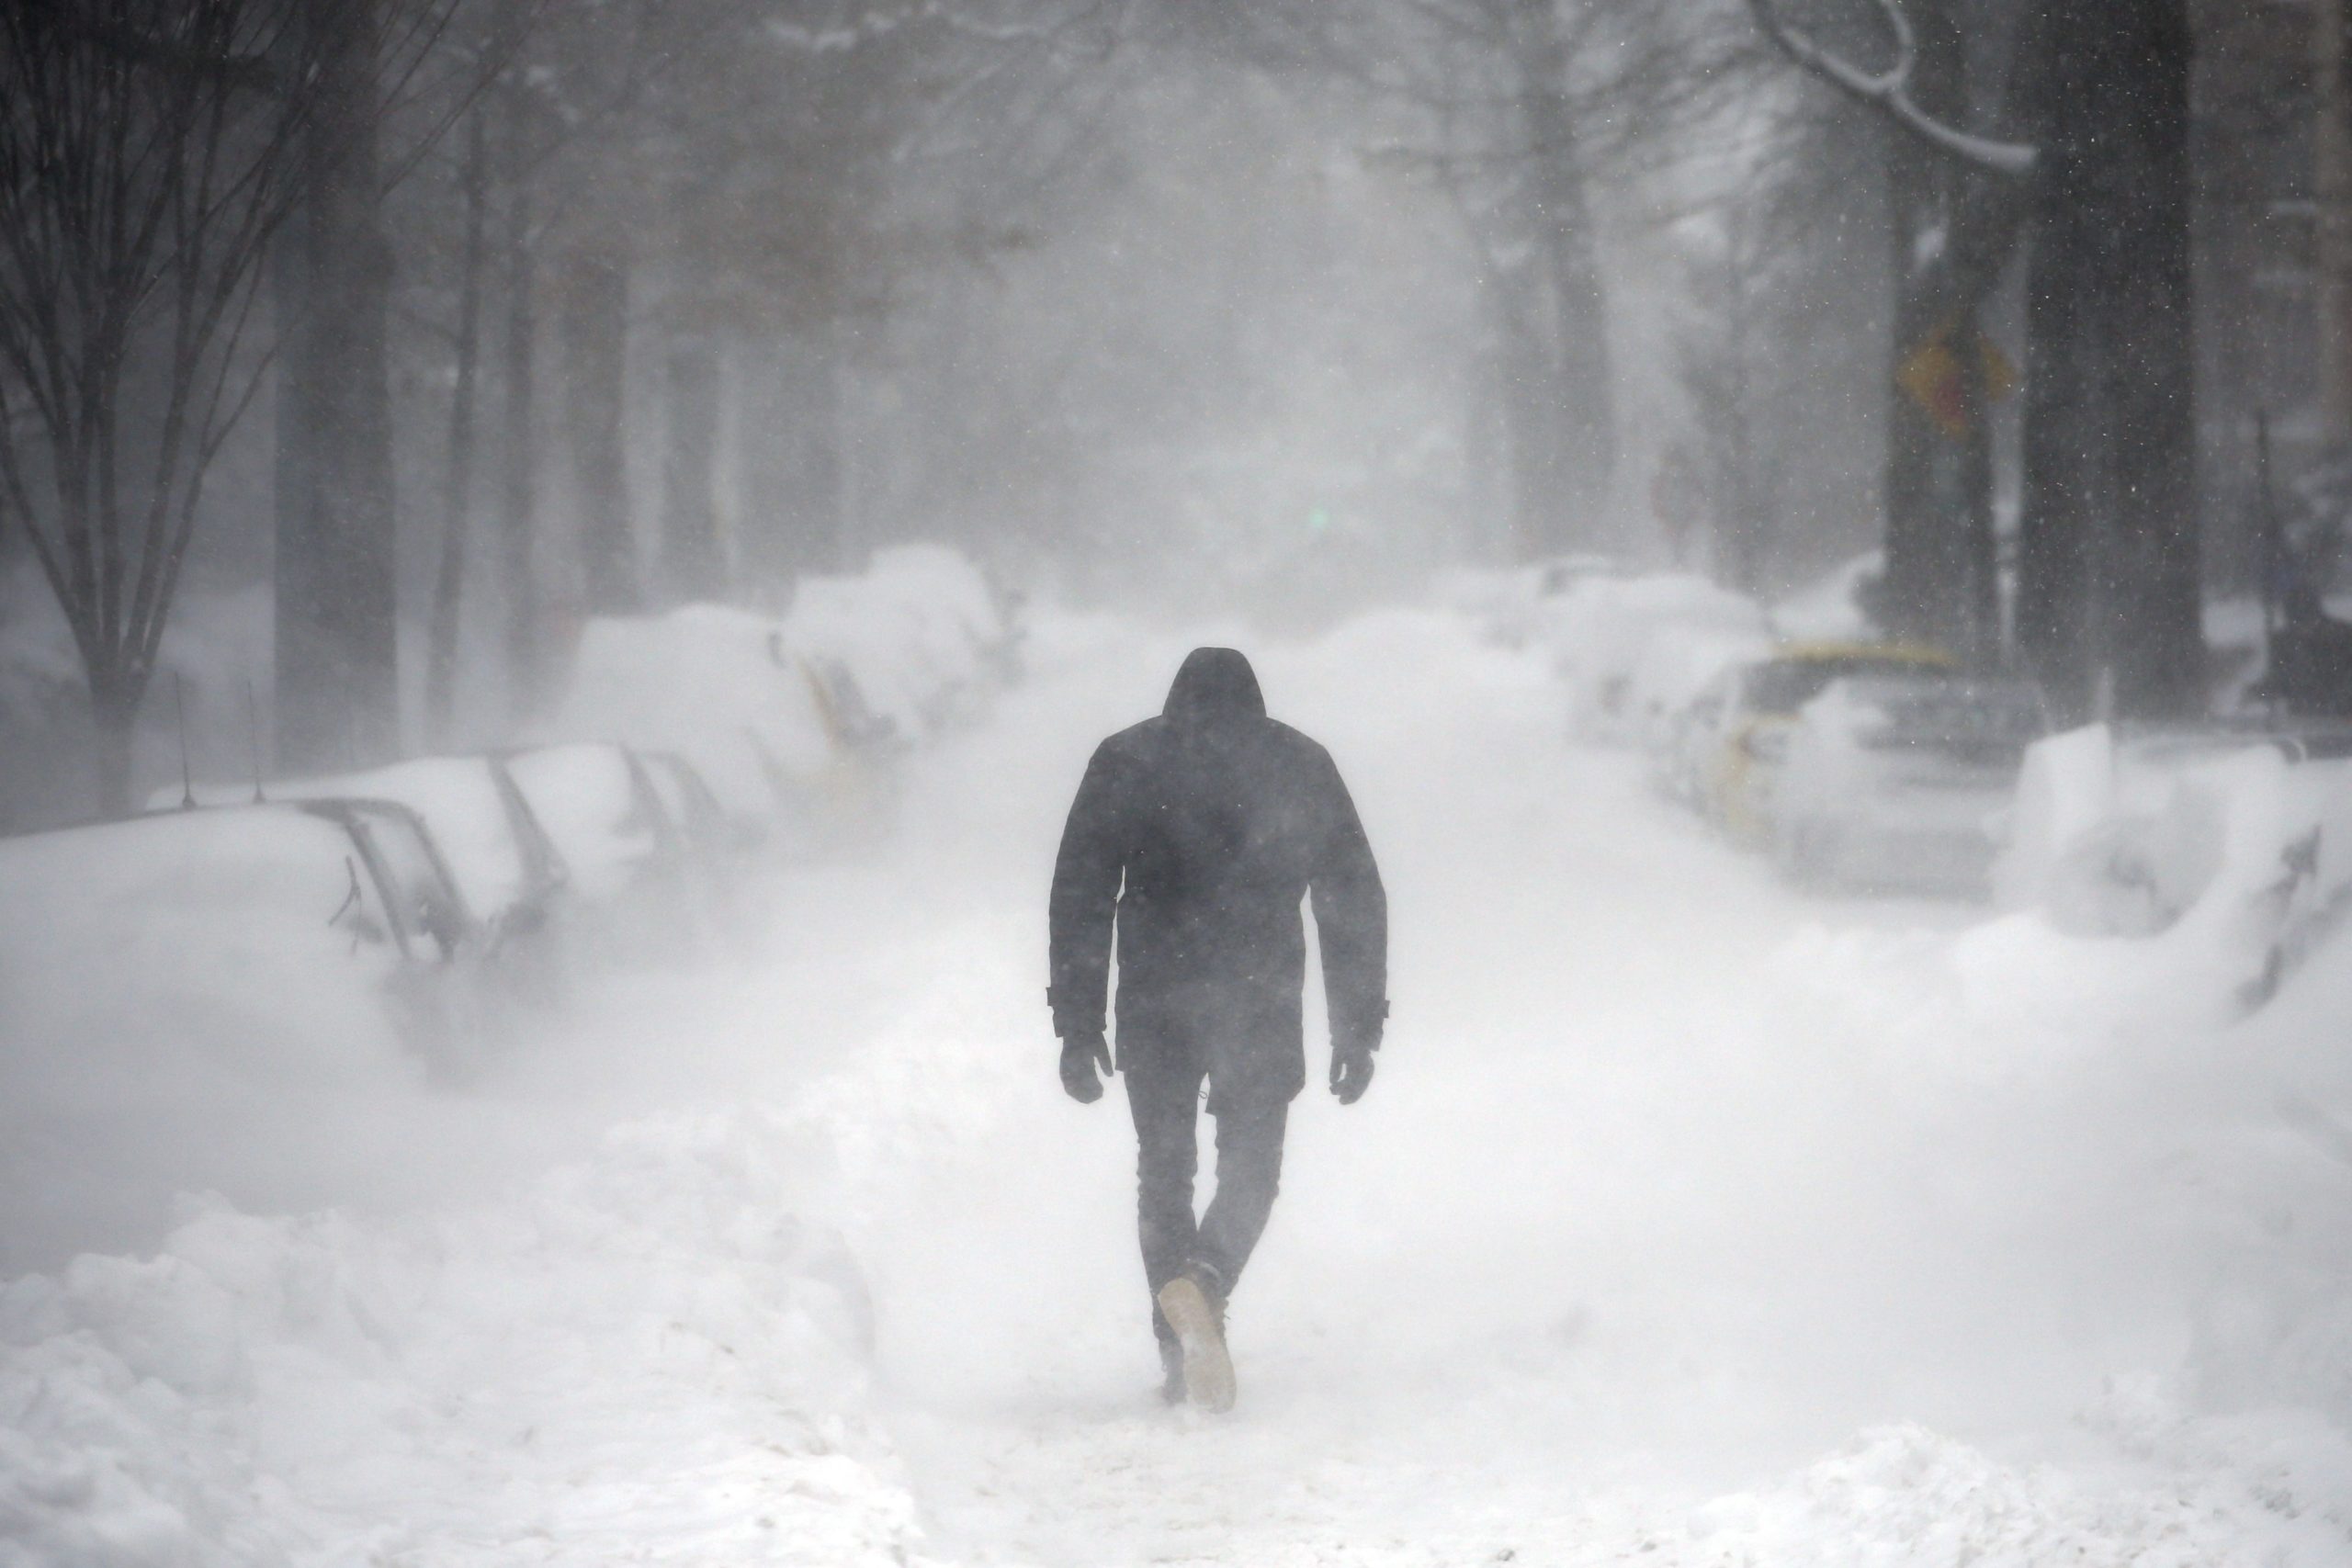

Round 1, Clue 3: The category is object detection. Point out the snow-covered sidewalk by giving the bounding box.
[6,609,2350,1565]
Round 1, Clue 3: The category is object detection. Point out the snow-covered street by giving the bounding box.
[8,608,2352,1565]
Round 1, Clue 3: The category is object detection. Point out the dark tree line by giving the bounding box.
[0,0,2320,819]
[0,0,1103,814]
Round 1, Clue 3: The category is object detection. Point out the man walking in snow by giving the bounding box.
[1049,647,1387,1412]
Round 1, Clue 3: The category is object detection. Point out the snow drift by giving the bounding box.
[0,1111,902,1568]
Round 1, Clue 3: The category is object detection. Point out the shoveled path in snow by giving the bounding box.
[789,612,2343,1566]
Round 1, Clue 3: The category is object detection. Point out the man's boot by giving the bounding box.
[1155,1262,1235,1414]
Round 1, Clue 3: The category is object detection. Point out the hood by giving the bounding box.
[1163,647,1265,726]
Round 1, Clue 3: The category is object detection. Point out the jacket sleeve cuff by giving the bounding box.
[1047,986,1105,1041]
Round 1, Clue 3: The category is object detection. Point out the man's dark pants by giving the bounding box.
[1121,1017,1290,1350]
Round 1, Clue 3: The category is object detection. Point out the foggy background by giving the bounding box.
[6,0,2318,823]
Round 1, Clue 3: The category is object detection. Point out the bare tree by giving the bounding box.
[0,0,324,814]
[1673,151,1797,597]
[1749,0,2201,718]
[274,0,487,773]
[1322,0,1752,561]
[423,98,491,740]
[1749,0,2029,657]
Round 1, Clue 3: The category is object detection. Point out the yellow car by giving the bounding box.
[1699,642,1959,846]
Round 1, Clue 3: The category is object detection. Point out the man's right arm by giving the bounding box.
[1306,747,1387,1052]
[1047,741,1125,1042]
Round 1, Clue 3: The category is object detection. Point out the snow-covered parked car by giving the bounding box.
[547,603,839,850]
[785,544,1011,741]
[161,756,571,975]
[1536,573,1769,742]
[1694,642,1959,845]
[641,749,751,927]
[1767,673,2050,894]
[642,750,737,861]
[0,801,481,1068]
[1634,626,1774,802]
[500,741,708,958]
[542,547,1013,862]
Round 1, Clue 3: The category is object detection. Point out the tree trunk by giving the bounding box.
[733,339,792,604]
[776,321,847,573]
[1494,279,1556,564]
[659,335,723,603]
[1877,0,1996,656]
[275,0,400,774]
[2016,0,2201,720]
[1513,0,1613,547]
[1954,341,1997,657]
[2017,177,2093,706]
[735,332,845,598]
[1462,340,1513,566]
[88,667,139,820]
[426,106,489,743]
[497,91,542,725]
[558,241,638,615]
[2318,0,2352,445]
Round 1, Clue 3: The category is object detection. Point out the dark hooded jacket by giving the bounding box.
[1048,648,1387,1106]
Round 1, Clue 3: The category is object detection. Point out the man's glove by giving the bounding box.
[1329,1035,1377,1105]
[1059,1032,1114,1103]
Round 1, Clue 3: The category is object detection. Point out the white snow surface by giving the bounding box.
[6,606,2351,1565]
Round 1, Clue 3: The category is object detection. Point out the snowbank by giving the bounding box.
[0,1111,910,1567]
[1997,724,2352,1010]
[1431,565,1526,640]
[0,810,414,1275]
[1680,1419,2346,1564]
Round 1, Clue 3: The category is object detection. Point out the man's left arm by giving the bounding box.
[1307,750,1387,1099]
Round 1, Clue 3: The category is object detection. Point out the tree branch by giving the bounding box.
[1746,0,2036,176]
